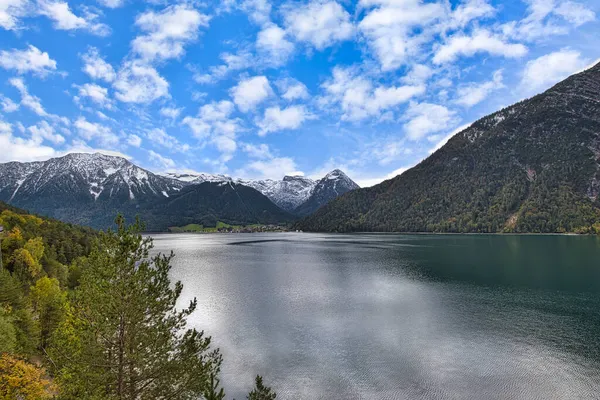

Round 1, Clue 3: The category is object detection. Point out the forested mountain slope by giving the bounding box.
[297,62,600,233]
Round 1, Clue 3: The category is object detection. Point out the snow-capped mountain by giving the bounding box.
[294,169,360,216]
[0,152,359,228]
[165,170,359,214]
[0,153,183,205]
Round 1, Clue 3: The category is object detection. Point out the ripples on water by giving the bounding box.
[151,233,600,399]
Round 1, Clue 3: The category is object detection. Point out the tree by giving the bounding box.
[0,354,56,400]
[51,216,222,400]
[30,277,67,348]
[0,313,16,354]
[247,376,276,400]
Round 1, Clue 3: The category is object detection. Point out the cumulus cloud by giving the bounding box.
[241,143,272,159]
[10,77,47,116]
[75,116,119,146]
[81,47,116,82]
[127,134,142,147]
[455,69,504,107]
[358,0,444,71]
[0,95,19,113]
[404,102,459,141]
[521,48,588,92]
[230,75,273,112]
[182,100,241,161]
[433,29,527,64]
[148,150,176,169]
[241,0,271,25]
[97,0,124,8]
[0,120,59,163]
[132,4,210,62]
[193,50,253,84]
[237,157,301,180]
[146,128,189,152]
[284,0,354,50]
[257,105,312,136]
[76,83,112,108]
[321,66,424,121]
[37,0,110,36]
[27,120,65,144]
[256,23,294,66]
[113,61,169,104]
[0,0,28,30]
[277,78,309,101]
[0,45,57,76]
[159,107,183,120]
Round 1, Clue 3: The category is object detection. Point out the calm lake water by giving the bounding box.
[152,233,600,399]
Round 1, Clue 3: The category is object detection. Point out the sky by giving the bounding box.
[0,0,599,186]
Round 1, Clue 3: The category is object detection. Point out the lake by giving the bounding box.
[152,233,600,399]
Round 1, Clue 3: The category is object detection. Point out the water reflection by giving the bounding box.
[152,233,600,399]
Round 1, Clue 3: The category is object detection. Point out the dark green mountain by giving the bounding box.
[138,181,295,231]
[297,62,600,233]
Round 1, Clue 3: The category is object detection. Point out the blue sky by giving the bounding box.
[0,0,599,186]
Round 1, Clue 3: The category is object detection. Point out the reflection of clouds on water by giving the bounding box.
[151,233,600,399]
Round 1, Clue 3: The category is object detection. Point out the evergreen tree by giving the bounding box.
[247,376,276,400]
[51,216,222,400]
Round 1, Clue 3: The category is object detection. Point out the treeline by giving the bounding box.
[0,202,275,399]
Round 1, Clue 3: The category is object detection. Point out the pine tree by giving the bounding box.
[247,376,276,400]
[51,216,222,399]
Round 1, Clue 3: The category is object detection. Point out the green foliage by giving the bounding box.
[247,376,277,400]
[0,313,16,354]
[50,216,222,399]
[30,277,67,348]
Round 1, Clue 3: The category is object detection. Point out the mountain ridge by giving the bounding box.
[296,62,600,233]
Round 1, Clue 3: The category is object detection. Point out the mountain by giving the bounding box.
[166,170,359,214]
[139,181,295,230]
[0,153,184,227]
[0,153,292,230]
[296,62,600,233]
[294,169,360,216]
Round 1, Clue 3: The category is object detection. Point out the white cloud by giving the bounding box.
[27,120,65,144]
[132,4,210,62]
[113,61,169,104]
[10,77,47,116]
[445,0,496,30]
[230,75,273,112]
[521,48,588,92]
[193,50,253,84]
[76,83,112,108]
[37,0,110,36]
[148,149,175,170]
[146,128,189,152]
[0,0,28,30]
[502,0,595,41]
[256,23,294,66]
[74,116,119,146]
[127,134,142,147]
[284,0,354,50]
[404,102,459,141]
[257,105,311,136]
[97,0,124,8]
[455,69,504,107]
[183,100,241,161]
[321,66,424,121]
[241,143,272,159]
[81,47,116,82]
[277,78,309,101]
[0,45,57,76]
[358,0,444,71]
[0,95,19,112]
[433,29,527,64]
[0,120,59,163]
[237,157,301,180]
[555,1,595,26]
[241,0,271,25]
[159,106,182,119]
